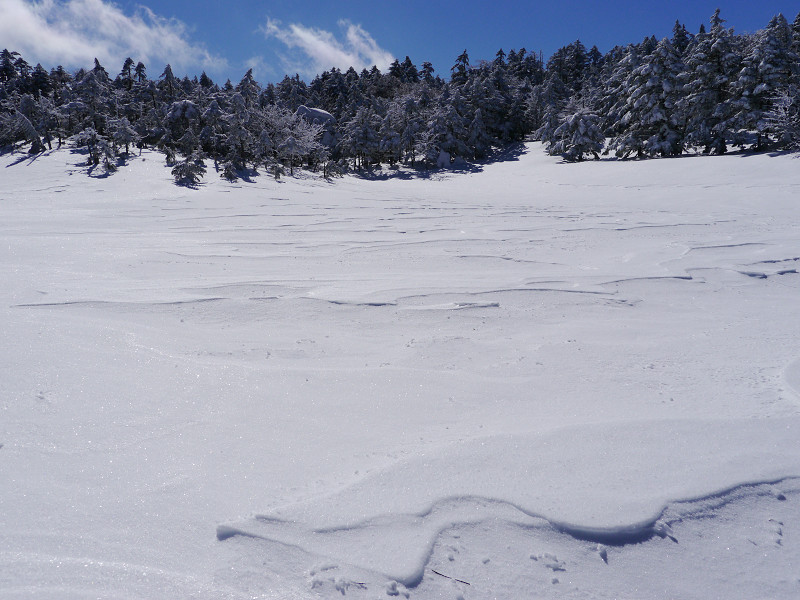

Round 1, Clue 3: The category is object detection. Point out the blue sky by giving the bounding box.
[2,1,798,84]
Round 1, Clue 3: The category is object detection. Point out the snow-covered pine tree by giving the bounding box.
[467,108,495,158]
[75,69,111,135]
[792,12,800,55]
[117,58,135,91]
[338,105,381,169]
[172,150,206,186]
[672,21,692,55]
[379,110,402,165]
[451,50,470,86]
[728,14,800,150]
[236,69,261,108]
[531,72,571,143]
[546,102,604,161]
[764,88,799,148]
[30,64,51,98]
[134,62,147,84]
[0,49,20,84]
[165,99,199,143]
[678,9,741,153]
[465,75,504,148]
[0,109,43,152]
[159,64,179,101]
[425,94,470,162]
[597,45,640,137]
[609,37,684,158]
[108,116,140,154]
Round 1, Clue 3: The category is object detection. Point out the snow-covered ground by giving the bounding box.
[1,144,799,599]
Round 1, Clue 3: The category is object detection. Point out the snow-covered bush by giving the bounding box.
[547,107,604,161]
[172,151,206,186]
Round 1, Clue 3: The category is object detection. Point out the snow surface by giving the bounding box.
[1,145,799,599]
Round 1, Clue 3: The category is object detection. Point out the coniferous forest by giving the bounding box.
[2,9,800,184]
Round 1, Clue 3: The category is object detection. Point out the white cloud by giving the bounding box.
[0,0,227,76]
[261,18,394,77]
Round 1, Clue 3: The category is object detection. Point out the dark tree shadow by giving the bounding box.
[350,141,531,181]
[3,146,59,167]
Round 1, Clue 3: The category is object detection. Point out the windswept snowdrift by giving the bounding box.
[1,145,799,599]
[218,418,800,588]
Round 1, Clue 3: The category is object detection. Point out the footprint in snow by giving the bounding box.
[530,552,566,572]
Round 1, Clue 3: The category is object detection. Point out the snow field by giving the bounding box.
[1,144,799,598]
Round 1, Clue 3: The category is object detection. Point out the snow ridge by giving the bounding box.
[218,418,800,588]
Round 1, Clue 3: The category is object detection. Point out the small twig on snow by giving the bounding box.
[430,569,471,585]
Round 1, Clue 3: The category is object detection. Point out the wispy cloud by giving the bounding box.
[0,0,227,75]
[243,55,274,81]
[261,18,394,77]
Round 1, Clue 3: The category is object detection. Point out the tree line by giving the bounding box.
[1,9,799,185]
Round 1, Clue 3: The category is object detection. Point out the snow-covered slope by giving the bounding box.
[1,145,799,599]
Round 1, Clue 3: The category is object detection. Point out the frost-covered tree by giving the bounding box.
[0,49,20,83]
[546,103,604,161]
[159,64,179,101]
[172,150,206,185]
[672,21,692,55]
[108,116,140,154]
[678,10,741,153]
[75,69,112,134]
[71,125,115,170]
[338,105,381,169]
[425,95,470,161]
[728,14,800,149]
[134,61,147,83]
[4,7,800,185]
[792,12,800,55]
[117,57,135,91]
[531,72,571,142]
[0,109,43,152]
[467,108,495,158]
[609,38,685,158]
[450,50,470,85]
[236,68,261,108]
[765,88,799,148]
[30,64,51,98]
[596,45,640,136]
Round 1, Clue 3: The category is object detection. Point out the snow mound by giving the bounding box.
[219,417,800,587]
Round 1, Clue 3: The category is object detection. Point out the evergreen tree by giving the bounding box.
[531,72,571,142]
[0,49,19,83]
[451,50,470,85]
[421,61,435,84]
[609,37,685,158]
[159,64,179,101]
[338,105,381,169]
[92,58,109,82]
[172,150,206,186]
[236,69,261,108]
[729,14,799,149]
[30,64,51,98]
[546,103,604,161]
[596,45,640,136]
[467,107,495,158]
[678,9,741,153]
[117,58,135,91]
[425,95,470,161]
[672,21,692,55]
[400,56,420,83]
[134,62,147,83]
[792,12,800,54]
[765,88,799,148]
[108,116,140,154]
